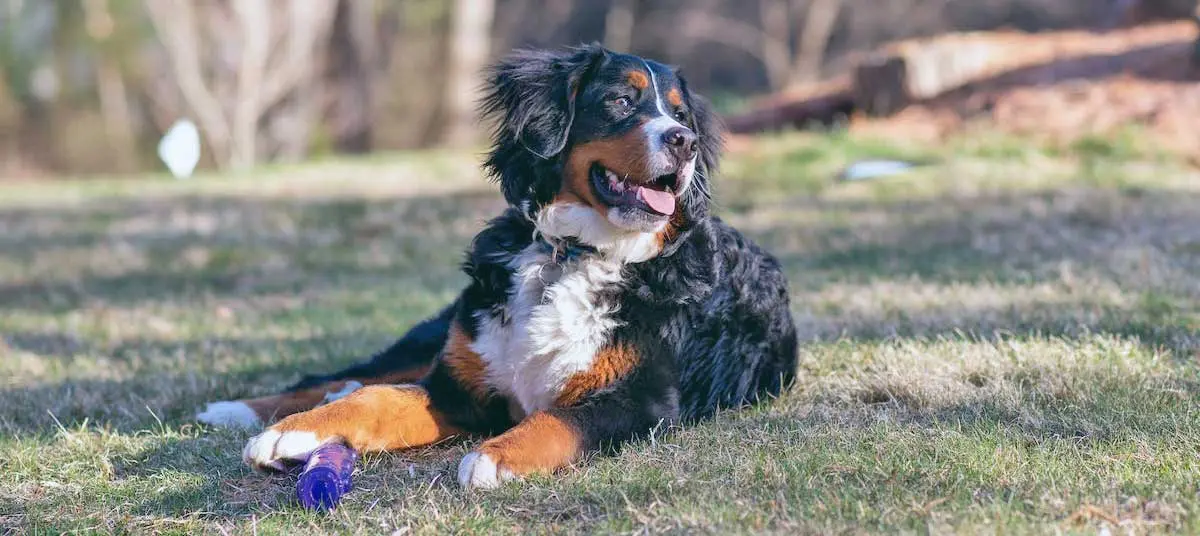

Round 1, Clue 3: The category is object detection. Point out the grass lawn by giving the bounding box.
[2,131,1199,534]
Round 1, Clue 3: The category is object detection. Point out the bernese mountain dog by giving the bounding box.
[197,45,798,490]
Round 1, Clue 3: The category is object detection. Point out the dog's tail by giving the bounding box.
[287,301,458,391]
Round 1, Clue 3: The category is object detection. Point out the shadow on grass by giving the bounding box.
[3,184,1197,423]
[0,191,502,314]
[0,331,426,435]
[2,182,1199,526]
[738,185,1200,353]
[751,186,1200,284]
[115,433,300,519]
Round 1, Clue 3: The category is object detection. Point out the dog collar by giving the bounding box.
[549,238,596,263]
[536,237,597,287]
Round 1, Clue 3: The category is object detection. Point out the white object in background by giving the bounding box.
[157,119,202,179]
[838,159,918,182]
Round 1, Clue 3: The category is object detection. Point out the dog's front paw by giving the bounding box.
[457,451,517,490]
[242,428,331,471]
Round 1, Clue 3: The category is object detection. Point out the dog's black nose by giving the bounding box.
[663,126,698,162]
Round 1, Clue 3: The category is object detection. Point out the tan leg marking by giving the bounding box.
[198,367,432,428]
[458,412,584,489]
[242,384,458,470]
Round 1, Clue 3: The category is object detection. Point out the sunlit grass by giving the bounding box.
[2,131,1198,534]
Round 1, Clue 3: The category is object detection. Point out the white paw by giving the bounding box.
[321,381,363,404]
[197,401,262,429]
[241,429,327,471]
[457,451,515,490]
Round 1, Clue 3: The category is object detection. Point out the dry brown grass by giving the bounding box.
[1,132,1198,534]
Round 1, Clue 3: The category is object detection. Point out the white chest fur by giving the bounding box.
[470,244,626,414]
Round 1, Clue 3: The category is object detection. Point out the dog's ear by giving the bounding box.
[676,74,724,225]
[481,44,608,160]
[679,75,724,183]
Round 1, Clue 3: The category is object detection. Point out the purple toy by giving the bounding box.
[296,443,357,510]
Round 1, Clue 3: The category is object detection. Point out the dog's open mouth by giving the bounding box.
[589,163,679,216]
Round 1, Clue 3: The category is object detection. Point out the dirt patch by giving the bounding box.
[861,22,1200,155]
[730,22,1200,158]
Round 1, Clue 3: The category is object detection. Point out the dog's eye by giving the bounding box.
[674,109,688,122]
[612,96,633,111]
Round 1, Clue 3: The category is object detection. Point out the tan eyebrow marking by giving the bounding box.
[666,88,683,107]
[626,70,649,90]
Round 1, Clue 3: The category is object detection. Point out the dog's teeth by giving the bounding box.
[605,170,626,192]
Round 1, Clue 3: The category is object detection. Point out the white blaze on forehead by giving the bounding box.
[640,60,689,175]
[638,60,696,195]
[640,59,685,128]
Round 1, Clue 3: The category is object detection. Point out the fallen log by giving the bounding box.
[723,78,854,134]
[724,21,1199,133]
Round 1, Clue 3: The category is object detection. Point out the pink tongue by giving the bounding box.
[636,186,676,215]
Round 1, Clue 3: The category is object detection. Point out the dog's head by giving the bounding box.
[481,45,723,254]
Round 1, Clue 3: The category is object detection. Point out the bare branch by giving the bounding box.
[143,0,337,170]
[604,0,638,52]
[442,0,495,147]
[231,0,271,169]
[654,8,795,88]
[672,11,771,60]
[143,0,232,167]
[259,1,338,112]
[758,0,794,89]
[792,0,844,84]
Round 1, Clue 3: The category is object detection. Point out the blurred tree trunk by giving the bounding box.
[442,0,495,147]
[664,0,843,91]
[759,0,792,90]
[325,0,377,154]
[791,0,843,84]
[604,0,638,52]
[93,61,138,171]
[142,0,338,171]
[492,0,532,53]
[5,102,53,175]
[1193,0,1200,67]
[82,0,138,172]
[1117,0,1200,23]
[764,0,845,87]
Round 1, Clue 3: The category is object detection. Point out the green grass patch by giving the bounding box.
[1,130,1198,534]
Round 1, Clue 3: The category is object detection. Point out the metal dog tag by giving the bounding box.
[538,262,564,287]
[538,261,565,304]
